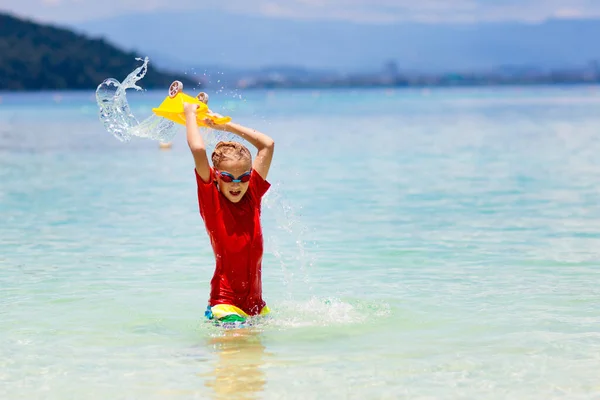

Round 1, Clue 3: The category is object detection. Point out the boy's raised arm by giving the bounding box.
[185,103,211,183]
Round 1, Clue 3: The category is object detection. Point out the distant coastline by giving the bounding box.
[231,71,600,90]
[213,60,600,90]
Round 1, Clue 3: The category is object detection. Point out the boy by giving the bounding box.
[184,103,275,324]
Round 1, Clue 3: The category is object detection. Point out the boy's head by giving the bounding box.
[212,141,252,203]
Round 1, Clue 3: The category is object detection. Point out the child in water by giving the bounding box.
[183,103,275,325]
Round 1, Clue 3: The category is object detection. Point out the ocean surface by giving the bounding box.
[2,86,600,399]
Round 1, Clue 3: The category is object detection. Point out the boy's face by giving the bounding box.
[216,158,252,203]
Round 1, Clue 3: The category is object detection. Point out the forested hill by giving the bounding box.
[0,12,193,90]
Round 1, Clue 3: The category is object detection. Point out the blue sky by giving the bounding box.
[2,0,600,24]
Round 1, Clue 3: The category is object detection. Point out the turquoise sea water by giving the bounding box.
[2,86,600,399]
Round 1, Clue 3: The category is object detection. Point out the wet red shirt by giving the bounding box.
[195,168,270,315]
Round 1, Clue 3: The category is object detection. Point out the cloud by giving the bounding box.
[553,8,585,18]
[3,0,600,24]
[217,0,600,24]
[221,0,480,23]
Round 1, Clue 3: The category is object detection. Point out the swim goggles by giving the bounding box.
[216,170,252,183]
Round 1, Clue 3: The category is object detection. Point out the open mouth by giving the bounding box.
[229,190,241,197]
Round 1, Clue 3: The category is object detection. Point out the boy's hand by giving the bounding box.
[203,110,229,131]
[203,119,229,131]
[183,103,199,118]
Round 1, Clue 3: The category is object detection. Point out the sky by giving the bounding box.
[2,0,600,25]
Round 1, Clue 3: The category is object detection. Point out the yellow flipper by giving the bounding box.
[152,92,231,127]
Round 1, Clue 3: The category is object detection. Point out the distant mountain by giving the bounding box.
[0,12,195,90]
[71,11,600,73]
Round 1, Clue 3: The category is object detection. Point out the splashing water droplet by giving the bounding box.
[95,57,178,143]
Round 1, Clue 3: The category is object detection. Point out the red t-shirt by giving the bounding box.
[195,168,271,315]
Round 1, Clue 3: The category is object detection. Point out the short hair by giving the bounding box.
[211,141,252,168]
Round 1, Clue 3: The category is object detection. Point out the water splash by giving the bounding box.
[260,297,391,329]
[95,57,178,143]
[263,185,315,299]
